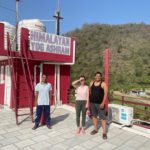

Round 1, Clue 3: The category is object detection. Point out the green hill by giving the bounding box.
[65,23,150,91]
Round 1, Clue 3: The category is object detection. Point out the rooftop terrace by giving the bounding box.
[0,105,149,150]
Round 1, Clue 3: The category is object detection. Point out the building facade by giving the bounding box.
[0,23,75,109]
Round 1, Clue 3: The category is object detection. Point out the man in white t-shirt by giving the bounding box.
[32,74,52,130]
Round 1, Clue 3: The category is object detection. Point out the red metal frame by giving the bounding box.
[104,49,109,112]
[6,31,34,125]
[111,95,150,107]
[7,33,18,124]
[19,37,34,124]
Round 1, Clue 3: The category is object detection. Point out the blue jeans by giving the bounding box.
[35,105,51,126]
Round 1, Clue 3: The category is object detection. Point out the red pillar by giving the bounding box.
[104,48,109,112]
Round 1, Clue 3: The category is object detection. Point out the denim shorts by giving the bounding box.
[90,103,107,120]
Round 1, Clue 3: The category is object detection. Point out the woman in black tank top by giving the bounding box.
[90,81,104,104]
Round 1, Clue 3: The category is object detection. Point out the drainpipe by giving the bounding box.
[39,63,43,82]
[56,65,61,105]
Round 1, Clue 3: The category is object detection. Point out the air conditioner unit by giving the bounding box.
[108,104,134,126]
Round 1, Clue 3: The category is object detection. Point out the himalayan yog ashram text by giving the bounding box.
[29,30,71,55]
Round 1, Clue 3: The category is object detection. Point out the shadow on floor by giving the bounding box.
[85,118,112,134]
[85,107,113,133]
[51,113,70,126]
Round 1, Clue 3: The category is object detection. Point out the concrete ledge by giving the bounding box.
[112,123,150,138]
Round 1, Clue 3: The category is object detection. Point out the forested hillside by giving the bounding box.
[65,23,150,91]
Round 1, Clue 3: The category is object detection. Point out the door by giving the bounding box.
[43,64,55,105]
[34,63,56,105]
[4,65,11,107]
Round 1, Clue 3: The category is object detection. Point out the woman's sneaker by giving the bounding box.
[80,128,85,134]
[76,128,80,134]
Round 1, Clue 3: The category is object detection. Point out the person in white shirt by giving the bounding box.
[32,74,52,130]
[72,75,89,134]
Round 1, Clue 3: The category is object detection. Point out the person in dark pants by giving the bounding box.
[32,74,52,130]
[89,72,108,139]
[72,75,89,134]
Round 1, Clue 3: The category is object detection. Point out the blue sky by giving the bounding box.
[0,0,150,34]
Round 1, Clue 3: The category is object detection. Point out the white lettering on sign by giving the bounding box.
[29,30,71,55]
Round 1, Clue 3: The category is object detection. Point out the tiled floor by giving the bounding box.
[0,105,149,150]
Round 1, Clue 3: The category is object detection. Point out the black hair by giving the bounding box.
[95,72,102,77]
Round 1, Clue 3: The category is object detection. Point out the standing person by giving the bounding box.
[32,74,52,130]
[89,72,108,139]
[72,75,89,134]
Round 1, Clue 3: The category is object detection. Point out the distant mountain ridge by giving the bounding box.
[65,23,150,91]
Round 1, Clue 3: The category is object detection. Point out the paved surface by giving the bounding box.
[0,105,150,150]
